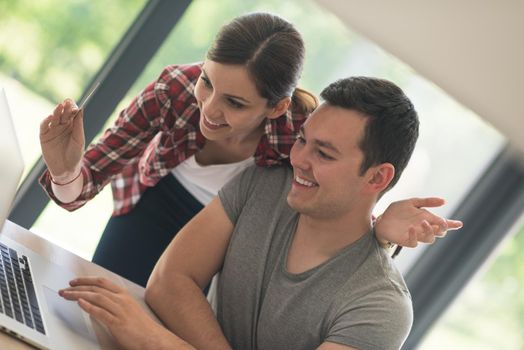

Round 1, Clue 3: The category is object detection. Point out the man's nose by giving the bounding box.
[290,144,311,170]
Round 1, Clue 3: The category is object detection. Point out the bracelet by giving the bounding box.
[392,246,403,259]
[382,241,397,250]
[50,170,82,186]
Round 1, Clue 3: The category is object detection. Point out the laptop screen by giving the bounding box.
[0,88,25,230]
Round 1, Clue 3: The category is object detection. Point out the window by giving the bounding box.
[0,0,147,257]
[0,0,147,179]
[420,217,524,348]
[4,0,506,273]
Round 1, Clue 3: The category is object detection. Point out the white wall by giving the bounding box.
[315,0,524,156]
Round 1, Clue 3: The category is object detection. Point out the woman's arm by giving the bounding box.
[38,65,193,210]
[39,86,162,208]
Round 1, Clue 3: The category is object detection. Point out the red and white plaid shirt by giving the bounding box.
[40,63,309,216]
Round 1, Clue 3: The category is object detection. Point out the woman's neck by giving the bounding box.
[196,126,264,165]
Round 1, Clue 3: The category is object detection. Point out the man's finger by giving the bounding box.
[78,298,118,327]
[70,277,122,293]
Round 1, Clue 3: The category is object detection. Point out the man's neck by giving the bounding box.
[286,210,372,274]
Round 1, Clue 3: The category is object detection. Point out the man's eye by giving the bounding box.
[296,135,306,144]
[318,150,334,160]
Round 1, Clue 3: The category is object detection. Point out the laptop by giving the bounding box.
[0,88,100,349]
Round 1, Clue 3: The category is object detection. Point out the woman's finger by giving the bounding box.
[410,197,446,209]
[61,99,79,124]
[446,219,463,230]
[405,226,418,248]
[39,114,55,136]
[420,220,436,243]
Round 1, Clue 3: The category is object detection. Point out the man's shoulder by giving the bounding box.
[355,242,410,298]
[238,163,292,186]
[326,247,413,349]
[331,240,412,318]
[219,164,292,217]
[347,244,412,320]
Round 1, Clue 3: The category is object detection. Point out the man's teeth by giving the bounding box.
[295,176,316,187]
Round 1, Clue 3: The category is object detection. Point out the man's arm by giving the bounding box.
[146,197,234,350]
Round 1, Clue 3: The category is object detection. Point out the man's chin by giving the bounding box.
[287,195,310,214]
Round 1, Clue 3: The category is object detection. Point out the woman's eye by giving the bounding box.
[228,99,245,109]
[296,135,306,144]
[200,76,212,88]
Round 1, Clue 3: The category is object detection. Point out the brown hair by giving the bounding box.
[207,13,318,114]
[321,77,419,193]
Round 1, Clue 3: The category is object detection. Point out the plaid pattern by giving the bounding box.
[40,63,308,216]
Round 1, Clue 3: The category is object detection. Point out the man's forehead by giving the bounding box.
[305,104,366,129]
[302,104,366,147]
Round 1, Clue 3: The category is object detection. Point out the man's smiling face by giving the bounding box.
[287,103,370,220]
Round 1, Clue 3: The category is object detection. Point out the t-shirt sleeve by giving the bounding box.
[218,164,261,224]
[325,288,413,350]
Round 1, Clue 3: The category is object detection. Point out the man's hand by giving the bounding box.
[59,277,193,350]
[375,197,463,248]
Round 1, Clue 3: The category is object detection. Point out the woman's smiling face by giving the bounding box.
[194,60,277,143]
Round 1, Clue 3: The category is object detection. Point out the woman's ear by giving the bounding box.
[366,163,395,194]
[267,97,292,120]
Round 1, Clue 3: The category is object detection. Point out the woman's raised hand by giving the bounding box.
[40,99,85,182]
[375,197,463,248]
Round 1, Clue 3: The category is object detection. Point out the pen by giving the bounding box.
[73,81,100,118]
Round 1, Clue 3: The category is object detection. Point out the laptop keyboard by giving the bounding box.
[0,243,46,334]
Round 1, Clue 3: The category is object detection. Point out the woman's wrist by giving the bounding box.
[50,164,82,186]
[378,239,397,250]
[373,214,397,251]
[50,170,82,186]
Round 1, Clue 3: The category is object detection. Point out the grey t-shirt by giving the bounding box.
[216,165,413,350]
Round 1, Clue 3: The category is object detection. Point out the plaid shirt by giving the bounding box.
[40,63,309,216]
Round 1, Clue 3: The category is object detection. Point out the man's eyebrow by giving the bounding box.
[300,126,341,155]
[201,68,251,104]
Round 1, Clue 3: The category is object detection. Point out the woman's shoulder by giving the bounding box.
[151,63,203,108]
[158,62,202,80]
[154,62,203,94]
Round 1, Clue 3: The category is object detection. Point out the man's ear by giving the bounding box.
[267,97,292,120]
[365,163,395,194]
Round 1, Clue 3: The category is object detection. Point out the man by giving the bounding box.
[60,76,462,349]
[147,76,419,349]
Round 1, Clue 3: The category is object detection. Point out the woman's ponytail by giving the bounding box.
[292,87,318,114]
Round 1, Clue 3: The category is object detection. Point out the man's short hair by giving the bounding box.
[320,77,419,192]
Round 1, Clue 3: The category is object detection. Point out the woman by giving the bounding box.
[40,13,455,286]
